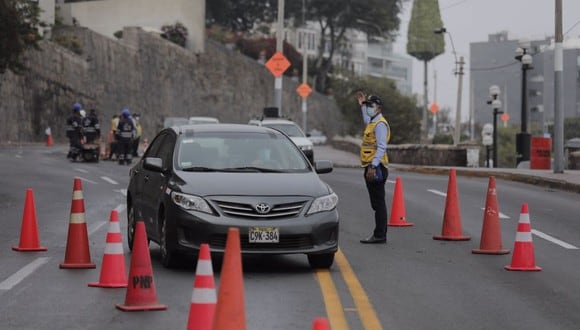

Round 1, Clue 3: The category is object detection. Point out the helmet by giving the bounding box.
[72,103,82,111]
[122,108,130,117]
[363,95,383,106]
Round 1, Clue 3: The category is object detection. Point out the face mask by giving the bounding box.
[365,105,376,117]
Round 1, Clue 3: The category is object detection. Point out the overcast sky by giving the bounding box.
[392,0,580,123]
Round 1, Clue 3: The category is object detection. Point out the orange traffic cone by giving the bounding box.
[472,177,510,254]
[45,127,53,147]
[88,210,128,288]
[311,317,330,330]
[60,177,96,268]
[12,189,47,252]
[116,221,167,311]
[187,243,216,330]
[505,203,542,271]
[212,228,246,330]
[433,168,471,241]
[388,177,414,227]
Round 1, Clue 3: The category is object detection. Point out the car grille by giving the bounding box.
[209,234,313,250]
[213,200,307,219]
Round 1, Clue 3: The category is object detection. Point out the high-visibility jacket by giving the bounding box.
[360,117,390,167]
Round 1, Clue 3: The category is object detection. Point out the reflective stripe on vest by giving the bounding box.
[360,117,390,167]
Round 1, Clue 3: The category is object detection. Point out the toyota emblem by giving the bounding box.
[255,202,271,214]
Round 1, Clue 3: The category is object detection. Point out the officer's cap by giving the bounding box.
[363,95,383,106]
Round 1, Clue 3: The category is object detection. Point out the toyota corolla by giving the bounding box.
[126,124,339,269]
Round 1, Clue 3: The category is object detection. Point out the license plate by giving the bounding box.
[249,227,279,243]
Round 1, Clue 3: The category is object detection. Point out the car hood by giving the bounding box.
[175,171,329,197]
[289,136,313,147]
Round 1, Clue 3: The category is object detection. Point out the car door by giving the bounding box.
[140,132,176,240]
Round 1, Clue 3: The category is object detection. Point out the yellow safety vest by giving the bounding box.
[360,116,390,167]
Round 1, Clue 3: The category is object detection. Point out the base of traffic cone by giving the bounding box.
[13,246,48,252]
[89,282,127,288]
[504,265,542,271]
[388,221,414,227]
[472,248,510,255]
[433,235,471,241]
[115,303,168,312]
[60,262,96,269]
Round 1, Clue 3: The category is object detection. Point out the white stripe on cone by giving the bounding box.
[104,242,124,255]
[70,213,86,224]
[191,288,217,304]
[72,190,83,200]
[515,232,533,242]
[108,221,121,233]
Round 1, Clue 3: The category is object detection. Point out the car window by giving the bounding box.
[144,132,168,158]
[176,131,309,172]
[263,123,305,137]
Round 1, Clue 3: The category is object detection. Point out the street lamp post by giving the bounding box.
[488,85,503,168]
[434,27,464,146]
[515,41,533,166]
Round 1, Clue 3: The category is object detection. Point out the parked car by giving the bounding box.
[308,129,328,145]
[127,124,339,269]
[248,117,314,164]
[188,116,220,124]
[163,117,189,128]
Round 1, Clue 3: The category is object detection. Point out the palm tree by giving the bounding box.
[406,0,445,141]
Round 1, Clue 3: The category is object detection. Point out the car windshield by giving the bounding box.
[262,123,305,137]
[176,131,310,172]
[164,117,189,128]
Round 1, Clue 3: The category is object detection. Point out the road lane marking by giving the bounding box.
[315,270,349,330]
[0,257,50,290]
[101,176,118,185]
[77,176,97,184]
[115,203,127,214]
[114,189,127,196]
[386,180,395,184]
[88,221,107,236]
[427,189,447,197]
[531,229,579,249]
[336,249,383,330]
[75,168,88,173]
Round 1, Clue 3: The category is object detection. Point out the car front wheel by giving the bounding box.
[159,215,180,268]
[307,252,335,269]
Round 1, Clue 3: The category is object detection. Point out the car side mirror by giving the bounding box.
[143,157,163,172]
[314,160,333,174]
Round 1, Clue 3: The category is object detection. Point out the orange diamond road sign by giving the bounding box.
[501,113,510,123]
[296,83,312,99]
[429,102,439,114]
[265,51,291,78]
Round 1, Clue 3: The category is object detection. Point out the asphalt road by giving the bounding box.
[1,145,580,329]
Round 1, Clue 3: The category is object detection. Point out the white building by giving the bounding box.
[281,22,413,95]
[35,0,206,53]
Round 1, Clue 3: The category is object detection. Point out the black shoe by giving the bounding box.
[360,235,387,244]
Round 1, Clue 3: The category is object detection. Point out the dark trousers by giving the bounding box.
[117,139,133,164]
[132,137,140,156]
[364,165,389,239]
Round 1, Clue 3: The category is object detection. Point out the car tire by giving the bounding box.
[159,215,180,268]
[127,204,149,252]
[307,252,335,269]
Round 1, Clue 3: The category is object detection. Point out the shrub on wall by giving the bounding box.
[52,35,83,55]
[161,22,188,47]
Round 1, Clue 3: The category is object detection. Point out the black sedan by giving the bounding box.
[126,124,339,268]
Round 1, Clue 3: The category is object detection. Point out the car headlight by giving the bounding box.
[301,145,313,151]
[307,192,338,215]
[171,192,213,214]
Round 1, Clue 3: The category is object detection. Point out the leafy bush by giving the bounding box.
[161,22,188,47]
[52,35,83,55]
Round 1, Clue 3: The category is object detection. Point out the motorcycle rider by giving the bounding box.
[66,103,84,161]
[116,108,136,165]
[82,108,101,144]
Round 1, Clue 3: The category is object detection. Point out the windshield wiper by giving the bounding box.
[181,166,219,172]
[221,166,284,173]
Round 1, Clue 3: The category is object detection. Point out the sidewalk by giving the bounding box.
[314,145,580,194]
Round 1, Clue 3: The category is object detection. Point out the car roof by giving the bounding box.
[170,123,282,135]
[250,118,297,124]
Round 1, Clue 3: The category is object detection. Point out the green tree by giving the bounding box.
[0,0,41,74]
[206,0,278,32]
[406,0,444,140]
[332,72,421,143]
[286,0,405,93]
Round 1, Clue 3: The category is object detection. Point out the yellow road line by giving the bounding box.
[335,249,383,330]
[316,269,349,330]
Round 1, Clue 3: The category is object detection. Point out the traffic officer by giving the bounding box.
[82,108,100,144]
[356,92,391,244]
[116,108,136,165]
[65,102,84,161]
